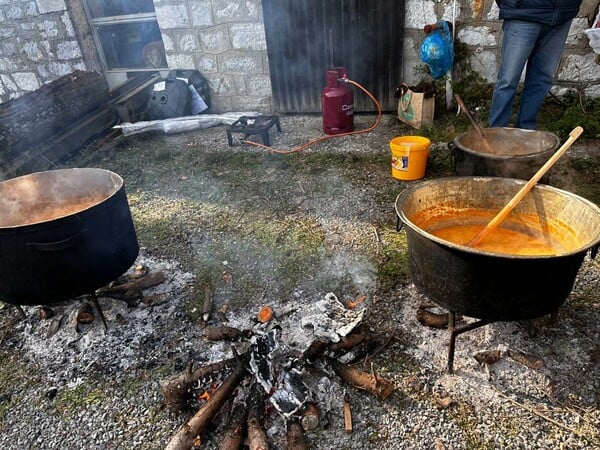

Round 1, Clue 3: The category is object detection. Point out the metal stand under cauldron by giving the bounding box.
[446,312,490,373]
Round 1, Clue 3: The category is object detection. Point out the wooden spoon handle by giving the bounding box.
[454,94,496,154]
[467,126,584,247]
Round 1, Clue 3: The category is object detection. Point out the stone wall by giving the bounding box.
[0,0,89,103]
[1,0,599,107]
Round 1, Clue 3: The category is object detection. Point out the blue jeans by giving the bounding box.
[489,19,572,130]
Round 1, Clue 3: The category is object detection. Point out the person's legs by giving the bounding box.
[489,20,541,128]
[515,20,572,129]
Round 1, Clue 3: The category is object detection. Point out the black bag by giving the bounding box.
[170,69,211,112]
[145,72,191,120]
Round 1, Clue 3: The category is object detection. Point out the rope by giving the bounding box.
[241,78,383,154]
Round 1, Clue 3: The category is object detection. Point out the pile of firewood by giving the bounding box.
[160,296,397,450]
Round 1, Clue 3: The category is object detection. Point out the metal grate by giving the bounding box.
[262,0,404,113]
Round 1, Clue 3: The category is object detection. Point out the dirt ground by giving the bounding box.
[1,112,599,449]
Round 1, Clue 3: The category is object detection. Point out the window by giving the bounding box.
[83,0,167,73]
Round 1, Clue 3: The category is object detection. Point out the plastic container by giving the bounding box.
[390,136,431,180]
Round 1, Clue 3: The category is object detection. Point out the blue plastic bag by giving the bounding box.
[420,21,454,79]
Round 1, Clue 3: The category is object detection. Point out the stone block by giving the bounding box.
[155,3,190,29]
[246,74,271,96]
[558,53,600,82]
[194,53,218,73]
[457,25,497,47]
[199,25,231,54]
[14,72,40,91]
[37,19,60,38]
[56,40,81,60]
[230,23,266,51]
[36,0,66,14]
[213,0,260,24]
[206,74,235,95]
[404,0,437,29]
[468,50,498,82]
[230,95,271,113]
[219,51,262,74]
[190,1,213,27]
[166,52,195,69]
[177,32,198,52]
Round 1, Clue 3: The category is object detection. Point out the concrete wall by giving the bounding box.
[1,0,599,108]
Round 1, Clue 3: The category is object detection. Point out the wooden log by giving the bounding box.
[38,306,54,320]
[328,331,366,352]
[204,326,250,341]
[247,382,268,450]
[218,402,248,450]
[160,358,236,414]
[76,302,95,324]
[285,421,307,450]
[328,358,395,401]
[99,271,166,295]
[164,357,248,450]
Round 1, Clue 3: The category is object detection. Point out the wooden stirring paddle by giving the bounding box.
[467,126,584,248]
[454,94,496,154]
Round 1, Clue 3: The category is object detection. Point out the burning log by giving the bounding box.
[99,271,166,296]
[204,326,251,341]
[38,306,54,320]
[328,358,395,401]
[218,402,247,450]
[416,307,456,328]
[300,402,320,431]
[76,302,95,324]
[285,421,307,450]
[247,382,269,450]
[165,353,249,450]
[328,329,366,351]
[160,358,236,414]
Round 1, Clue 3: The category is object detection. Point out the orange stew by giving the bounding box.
[410,207,580,256]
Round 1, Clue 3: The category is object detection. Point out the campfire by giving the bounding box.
[160,291,395,449]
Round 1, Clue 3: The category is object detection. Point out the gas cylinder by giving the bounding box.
[321,67,354,135]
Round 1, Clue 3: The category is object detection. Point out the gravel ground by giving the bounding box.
[0,113,598,449]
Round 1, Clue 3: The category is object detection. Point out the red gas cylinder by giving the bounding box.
[321,67,354,135]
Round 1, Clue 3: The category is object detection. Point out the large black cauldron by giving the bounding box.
[449,127,560,182]
[0,168,139,305]
[395,177,600,322]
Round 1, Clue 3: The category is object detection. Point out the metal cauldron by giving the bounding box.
[449,128,560,182]
[395,177,600,322]
[0,168,139,306]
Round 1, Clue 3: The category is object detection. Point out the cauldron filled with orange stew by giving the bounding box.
[395,177,600,321]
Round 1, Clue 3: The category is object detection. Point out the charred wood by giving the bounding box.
[300,338,330,363]
[160,358,236,414]
[247,382,269,450]
[165,356,249,450]
[328,330,366,352]
[204,326,251,341]
[38,306,54,320]
[76,302,94,324]
[300,402,320,431]
[285,421,307,450]
[217,402,248,450]
[416,308,462,329]
[99,271,166,297]
[328,358,395,401]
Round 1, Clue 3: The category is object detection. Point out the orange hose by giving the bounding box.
[241,78,382,154]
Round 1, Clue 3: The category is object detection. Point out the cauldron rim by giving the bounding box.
[395,176,600,259]
[453,127,560,159]
[0,167,125,229]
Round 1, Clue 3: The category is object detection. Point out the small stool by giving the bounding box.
[226,115,281,146]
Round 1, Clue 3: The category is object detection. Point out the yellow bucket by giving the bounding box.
[389,136,431,181]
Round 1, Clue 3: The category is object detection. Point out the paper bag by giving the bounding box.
[397,83,435,129]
